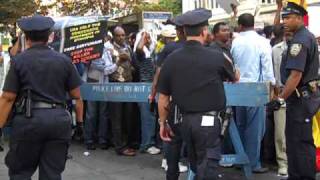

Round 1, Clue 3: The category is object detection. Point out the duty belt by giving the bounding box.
[204,111,221,117]
[32,102,66,109]
[295,80,319,98]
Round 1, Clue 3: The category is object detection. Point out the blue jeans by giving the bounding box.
[84,101,109,145]
[138,102,156,150]
[235,106,266,170]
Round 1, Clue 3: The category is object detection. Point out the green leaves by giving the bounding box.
[134,0,182,16]
[0,0,37,27]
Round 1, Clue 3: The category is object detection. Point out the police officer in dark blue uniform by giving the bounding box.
[0,15,83,180]
[268,2,319,180]
[157,9,239,180]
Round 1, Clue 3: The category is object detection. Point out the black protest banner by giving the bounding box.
[63,20,107,64]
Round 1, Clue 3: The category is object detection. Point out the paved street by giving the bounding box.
[0,141,319,180]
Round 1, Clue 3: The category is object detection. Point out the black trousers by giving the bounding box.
[166,123,183,180]
[109,102,135,152]
[286,97,316,180]
[181,113,222,180]
[5,109,71,180]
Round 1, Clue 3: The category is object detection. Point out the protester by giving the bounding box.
[231,13,275,173]
[109,26,137,156]
[83,34,117,150]
[271,27,290,177]
[134,30,161,155]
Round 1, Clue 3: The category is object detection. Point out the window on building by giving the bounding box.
[261,0,274,4]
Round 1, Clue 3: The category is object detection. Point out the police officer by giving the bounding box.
[157,9,239,180]
[0,15,83,180]
[269,2,319,180]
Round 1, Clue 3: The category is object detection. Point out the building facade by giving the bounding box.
[183,0,320,25]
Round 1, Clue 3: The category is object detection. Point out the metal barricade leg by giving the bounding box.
[227,118,252,179]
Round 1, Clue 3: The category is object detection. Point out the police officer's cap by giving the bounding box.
[180,8,212,27]
[18,15,55,32]
[281,2,308,17]
[164,15,184,27]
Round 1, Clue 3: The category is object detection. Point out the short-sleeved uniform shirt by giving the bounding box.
[280,26,319,87]
[156,40,185,67]
[3,44,83,104]
[157,40,236,113]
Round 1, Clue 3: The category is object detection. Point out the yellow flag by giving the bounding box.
[313,111,320,148]
[287,0,307,10]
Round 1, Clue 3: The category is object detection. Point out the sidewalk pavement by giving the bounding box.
[0,142,319,180]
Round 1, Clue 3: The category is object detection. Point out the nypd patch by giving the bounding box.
[290,44,302,57]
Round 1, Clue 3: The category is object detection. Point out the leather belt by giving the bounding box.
[183,110,220,117]
[33,102,66,109]
[204,111,220,116]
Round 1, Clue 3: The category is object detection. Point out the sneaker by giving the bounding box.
[277,173,288,178]
[219,162,233,168]
[277,168,288,178]
[146,146,161,155]
[252,167,269,174]
[161,159,168,170]
[161,159,188,173]
[178,162,188,173]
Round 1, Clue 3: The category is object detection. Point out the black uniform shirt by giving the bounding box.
[157,40,235,113]
[3,44,83,103]
[209,41,233,62]
[156,40,185,67]
[280,26,319,86]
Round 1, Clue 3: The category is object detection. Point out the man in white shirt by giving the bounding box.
[231,13,275,173]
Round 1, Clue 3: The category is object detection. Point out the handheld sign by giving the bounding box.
[216,0,240,14]
[51,16,108,64]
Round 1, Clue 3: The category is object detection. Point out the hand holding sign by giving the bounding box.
[119,52,130,62]
[216,0,240,14]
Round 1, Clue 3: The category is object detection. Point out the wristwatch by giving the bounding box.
[278,97,285,105]
[158,119,168,125]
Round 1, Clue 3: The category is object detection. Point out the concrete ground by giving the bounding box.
[0,141,319,180]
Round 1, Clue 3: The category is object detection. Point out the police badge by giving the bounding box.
[290,43,302,56]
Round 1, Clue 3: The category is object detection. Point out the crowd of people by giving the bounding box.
[0,0,319,180]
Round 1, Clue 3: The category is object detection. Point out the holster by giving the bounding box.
[298,82,320,117]
[13,89,32,118]
[25,89,32,118]
[219,107,233,138]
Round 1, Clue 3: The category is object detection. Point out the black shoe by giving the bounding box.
[253,167,269,174]
[86,143,96,150]
[100,143,109,150]
[0,145,3,152]
[67,154,73,159]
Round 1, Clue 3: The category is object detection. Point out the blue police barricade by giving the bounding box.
[80,82,270,180]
